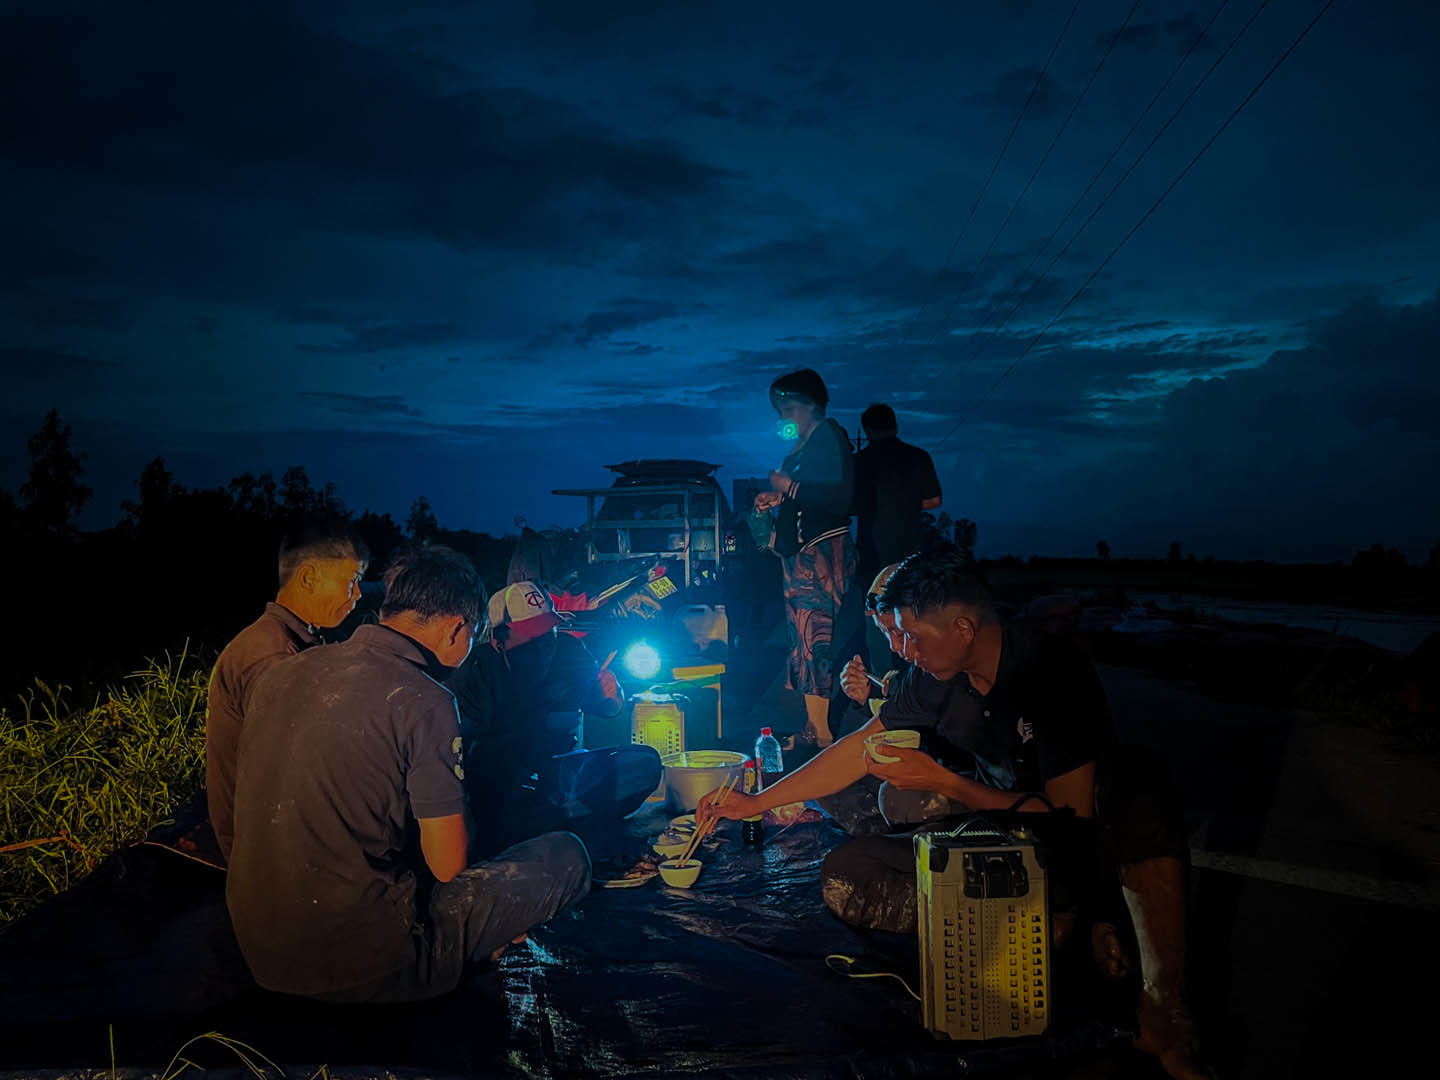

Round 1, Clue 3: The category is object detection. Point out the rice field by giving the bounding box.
[0,650,209,927]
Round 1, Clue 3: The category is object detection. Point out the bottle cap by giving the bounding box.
[760,727,772,736]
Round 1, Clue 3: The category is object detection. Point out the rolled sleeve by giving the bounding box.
[407,701,468,820]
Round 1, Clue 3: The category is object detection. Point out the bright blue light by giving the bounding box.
[623,642,662,680]
[777,420,799,440]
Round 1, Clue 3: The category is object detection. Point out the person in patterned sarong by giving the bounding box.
[753,368,856,747]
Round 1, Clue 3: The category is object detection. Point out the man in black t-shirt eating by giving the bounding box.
[698,552,1210,1080]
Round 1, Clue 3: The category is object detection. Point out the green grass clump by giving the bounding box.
[0,650,209,927]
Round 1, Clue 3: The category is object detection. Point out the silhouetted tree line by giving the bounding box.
[1,411,515,702]
[4,411,1439,701]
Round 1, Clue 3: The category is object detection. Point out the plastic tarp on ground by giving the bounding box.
[0,807,1138,1078]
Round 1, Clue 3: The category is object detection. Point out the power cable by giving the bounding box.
[826,954,922,1001]
[934,0,1336,452]
[924,0,1146,347]
[952,0,1267,380]
[900,0,1086,343]
[933,0,1235,353]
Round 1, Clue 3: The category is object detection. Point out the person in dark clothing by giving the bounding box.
[853,403,942,585]
[851,404,941,675]
[206,518,368,864]
[226,546,590,1003]
[752,368,857,747]
[446,581,662,854]
[698,552,1210,1080]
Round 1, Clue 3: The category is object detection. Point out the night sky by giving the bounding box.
[4,0,1438,561]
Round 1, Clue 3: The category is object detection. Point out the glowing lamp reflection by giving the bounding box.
[623,642,663,681]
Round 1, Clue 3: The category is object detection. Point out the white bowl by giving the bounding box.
[661,750,746,812]
[659,858,702,888]
[864,728,921,764]
[652,833,691,858]
[669,813,698,832]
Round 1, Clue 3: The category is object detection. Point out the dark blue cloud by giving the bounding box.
[0,346,115,378]
[3,0,1438,562]
[299,392,423,418]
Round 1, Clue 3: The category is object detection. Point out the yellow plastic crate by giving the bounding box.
[631,692,686,802]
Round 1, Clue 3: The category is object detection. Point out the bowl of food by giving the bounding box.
[669,813,697,832]
[658,857,702,888]
[864,728,921,764]
[652,829,692,858]
[661,750,746,812]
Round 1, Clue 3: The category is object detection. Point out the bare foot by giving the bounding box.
[489,933,529,963]
[1135,992,1216,1080]
[1091,921,1131,980]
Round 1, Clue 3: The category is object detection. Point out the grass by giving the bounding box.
[0,649,209,927]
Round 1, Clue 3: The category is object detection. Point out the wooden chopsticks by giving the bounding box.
[678,773,739,866]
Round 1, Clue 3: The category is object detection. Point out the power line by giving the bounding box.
[942,0,1273,397]
[935,0,1337,452]
[924,0,1146,347]
[900,0,1086,343]
[932,0,1235,351]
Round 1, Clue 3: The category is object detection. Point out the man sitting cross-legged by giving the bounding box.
[698,551,1211,1080]
[226,545,590,1003]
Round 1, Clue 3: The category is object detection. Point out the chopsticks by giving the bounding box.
[678,774,739,866]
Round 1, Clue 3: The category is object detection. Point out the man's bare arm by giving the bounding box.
[418,813,469,882]
[697,716,886,822]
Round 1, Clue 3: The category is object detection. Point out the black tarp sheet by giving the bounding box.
[0,806,1141,1077]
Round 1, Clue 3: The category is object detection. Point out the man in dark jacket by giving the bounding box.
[447,581,662,854]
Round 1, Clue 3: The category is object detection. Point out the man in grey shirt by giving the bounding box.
[206,518,368,863]
[227,545,590,1003]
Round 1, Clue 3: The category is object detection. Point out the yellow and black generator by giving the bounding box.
[915,819,1051,1041]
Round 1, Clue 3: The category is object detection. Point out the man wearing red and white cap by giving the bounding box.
[447,581,661,855]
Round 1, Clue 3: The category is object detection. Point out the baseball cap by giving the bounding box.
[488,580,572,647]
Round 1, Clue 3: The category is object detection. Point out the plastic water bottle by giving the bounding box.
[740,759,764,846]
[755,727,784,790]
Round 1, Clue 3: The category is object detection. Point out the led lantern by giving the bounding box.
[623,641,662,681]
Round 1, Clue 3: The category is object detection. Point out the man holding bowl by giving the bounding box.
[697,550,1209,1080]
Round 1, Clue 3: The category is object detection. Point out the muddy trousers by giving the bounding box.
[820,746,1188,933]
[311,831,591,1003]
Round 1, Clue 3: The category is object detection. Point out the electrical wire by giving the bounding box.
[948,0,1267,384]
[900,0,1086,343]
[923,0,1146,347]
[825,954,923,1002]
[935,0,1337,451]
[930,0,1235,356]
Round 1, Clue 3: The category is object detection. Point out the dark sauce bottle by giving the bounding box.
[740,758,765,846]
